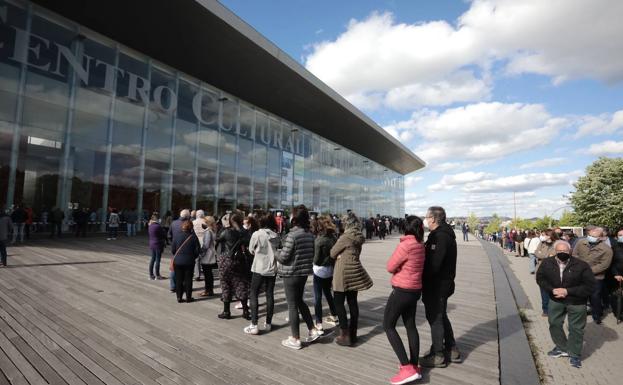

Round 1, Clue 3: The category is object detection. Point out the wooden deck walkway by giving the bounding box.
[0,233,499,385]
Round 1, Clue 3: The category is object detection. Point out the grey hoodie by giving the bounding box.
[249,228,280,276]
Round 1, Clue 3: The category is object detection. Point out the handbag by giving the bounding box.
[170,234,194,272]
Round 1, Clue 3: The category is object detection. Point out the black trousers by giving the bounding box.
[283,275,314,338]
[383,288,421,365]
[201,264,216,293]
[423,291,455,354]
[250,273,276,325]
[174,264,194,301]
[334,290,359,332]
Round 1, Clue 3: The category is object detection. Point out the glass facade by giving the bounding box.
[0,0,405,227]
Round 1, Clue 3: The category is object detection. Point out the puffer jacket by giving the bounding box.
[276,226,314,277]
[249,228,280,276]
[313,233,337,267]
[387,235,425,290]
[330,230,373,292]
[572,239,613,280]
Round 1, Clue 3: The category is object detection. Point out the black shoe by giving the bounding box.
[177,298,183,303]
[218,312,231,319]
[420,352,447,368]
[242,311,251,320]
[186,298,195,303]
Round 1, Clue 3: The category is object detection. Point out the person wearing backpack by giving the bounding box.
[107,209,120,240]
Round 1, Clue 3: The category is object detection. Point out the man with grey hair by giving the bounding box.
[572,226,613,324]
[168,209,192,243]
[420,206,460,368]
[537,240,595,368]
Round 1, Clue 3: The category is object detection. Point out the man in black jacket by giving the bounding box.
[537,240,595,369]
[420,206,460,368]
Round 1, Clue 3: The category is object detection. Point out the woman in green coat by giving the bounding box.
[330,212,373,346]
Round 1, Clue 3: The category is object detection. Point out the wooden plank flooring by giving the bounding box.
[0,233,499,385]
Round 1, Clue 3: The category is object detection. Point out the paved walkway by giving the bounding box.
[0,233,499,385]
[498,244,622,385]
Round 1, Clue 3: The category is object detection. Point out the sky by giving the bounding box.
[219,0,623,219]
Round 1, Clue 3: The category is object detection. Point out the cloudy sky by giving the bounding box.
[220,0,623,219]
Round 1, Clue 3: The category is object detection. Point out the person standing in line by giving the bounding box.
[572,226,613,324]
[199,216,218,297]
[216,213,251,320]
[171,220,201,303]
[276,205,322,350]
[526,231,541,274]
[148,215,167,280]
[383,216,426,385]
[193,210,208,282]
[24,206,33,240]
[331,211,374,347]
[0,210,13,267]
[107,209,120,240]
[535,229,559,316]
[162,210,173,245]
[461,223,468,242]
[536,240,595,369]
[244,213,280,335]
[125,208,138,237]
[420,206,461,368]
[515,229,526,257]
[11,204,26,244]
[312,215,339,332]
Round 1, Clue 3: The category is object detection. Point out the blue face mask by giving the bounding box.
[618,236,623,243]
[587,235,599,243]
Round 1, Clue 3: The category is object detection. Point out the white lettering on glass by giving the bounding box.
[153,85,177,113]
[192,91,217,125]
[52,43,91,84]
[127,72,149,104]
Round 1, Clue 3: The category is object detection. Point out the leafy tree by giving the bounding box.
[485,213,502,234]
[533,216,555,230]
[570,157,623,229]
[557,210,580,227]
[467,212,479,233]
[510,217,533,230]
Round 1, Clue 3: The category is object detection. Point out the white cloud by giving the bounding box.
[397,102,566,163]
[587,140,623,156]
[404,175,423,188]
[574,110,623,138]
[519,157,567,170]
[428,171,494,191]
[461,171,581,193]
[304,1,623,110]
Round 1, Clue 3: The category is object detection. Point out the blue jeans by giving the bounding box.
[540,287,550,314]
[529,253,537,273]
[127,223,137,237]
[149,248,162,278]
[12,223,24,243]
[313,274,337,323]
[589,279,604,321]
[169,271,176,291]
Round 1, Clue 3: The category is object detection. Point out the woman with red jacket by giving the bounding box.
[383,216,426,385]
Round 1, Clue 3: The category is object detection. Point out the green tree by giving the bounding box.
[485,213,501,234]
[557,210,579,227]
[533,216,555,230]
[510,217,533,230]
[467,212,479,233]
[570,157,623,229]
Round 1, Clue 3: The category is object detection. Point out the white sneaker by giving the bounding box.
[243,324,259,335]
[235,301,243,309]
[281,337,302,350]
[107,238,112,241]
[305,328,321,343]
[315,323,325,334]
[325,315,339,325]
[263,323,272,332]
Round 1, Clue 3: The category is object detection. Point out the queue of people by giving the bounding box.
[489,224,623,369]
[145,204,460,384]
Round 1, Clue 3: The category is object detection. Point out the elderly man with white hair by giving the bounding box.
[537,240,595,369]
[193,210,208,281]
[572,226,613,324]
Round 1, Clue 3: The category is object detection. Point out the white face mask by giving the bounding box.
[423,218,429,229]
[243,224,250,230]
[539,235,545,242]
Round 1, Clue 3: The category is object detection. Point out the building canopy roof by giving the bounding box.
[32,0,426,174]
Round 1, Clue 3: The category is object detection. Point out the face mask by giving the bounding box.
[587,235,599,243]
[556,252,571,262]
[423,218,429,228]
[243,224,250,230]
[618,236,623,243]
[539,235,545,242]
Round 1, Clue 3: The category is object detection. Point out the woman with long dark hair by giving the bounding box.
[312,215,339,331]
[383,216,425,384]
[216,213,252,319]
[276,205,322,349]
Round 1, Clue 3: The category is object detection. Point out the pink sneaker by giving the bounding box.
[390,364,422,385]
